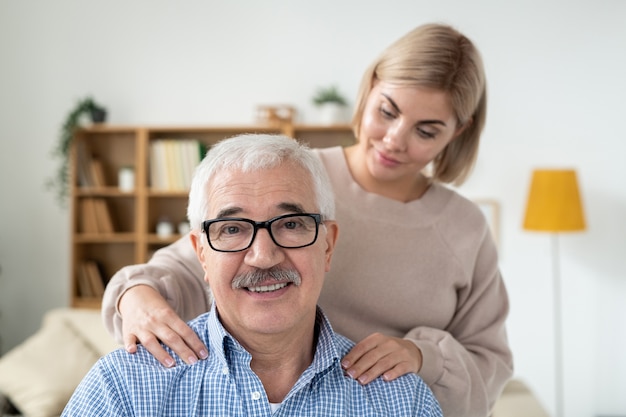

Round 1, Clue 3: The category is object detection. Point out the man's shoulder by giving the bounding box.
[330,334,441,415]
[99,312,212,371]
[359,372,441,416]
[99,345,163,371]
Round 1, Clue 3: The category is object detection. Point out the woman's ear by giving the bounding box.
[453,117,473,140]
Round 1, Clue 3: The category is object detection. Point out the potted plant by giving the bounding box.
[312,85,348,125]
[47,96,107,207]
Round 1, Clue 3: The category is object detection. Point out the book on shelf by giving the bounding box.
[76,141,109,188]
[150,140,167,190]
[86,260,105,297]
[76,262,94,297]
[149,139,203,191]
[179,140,192,189]
[77,260,106,297]
[93,198,114,233]
[79,198,115,233]
[89,157,107,187]
[163,140,181,190]
[79,198,99,233]
[76,140,94,187]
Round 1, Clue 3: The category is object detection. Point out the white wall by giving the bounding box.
[1,1,624,416]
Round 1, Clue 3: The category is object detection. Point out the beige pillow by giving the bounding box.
[492,379,550,417]
[0,308,117,417]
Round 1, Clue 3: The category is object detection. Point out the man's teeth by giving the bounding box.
[247,282,288,293]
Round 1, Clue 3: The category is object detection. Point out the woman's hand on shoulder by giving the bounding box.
[341,332,422,385]
[119,285,208,367]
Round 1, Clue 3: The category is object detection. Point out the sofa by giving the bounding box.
[0,308,119,417]
[0,308,549,417]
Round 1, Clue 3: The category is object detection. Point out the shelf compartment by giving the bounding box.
[74,195,136,234]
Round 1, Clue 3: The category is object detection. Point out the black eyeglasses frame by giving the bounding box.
[201,213,322,253]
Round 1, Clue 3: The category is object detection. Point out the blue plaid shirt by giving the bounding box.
[63,304,442,416]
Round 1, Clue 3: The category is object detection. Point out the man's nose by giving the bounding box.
[244,228,284,269]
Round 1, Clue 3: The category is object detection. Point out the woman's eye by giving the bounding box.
[379,105,396,119]
[417,128,436,139]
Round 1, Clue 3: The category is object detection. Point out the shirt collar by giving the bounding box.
[205,302,340,373]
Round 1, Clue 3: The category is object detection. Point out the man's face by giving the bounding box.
[191,162,338,342]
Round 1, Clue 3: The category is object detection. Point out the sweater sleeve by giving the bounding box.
[101,235,210,344]
[406,226,513,417]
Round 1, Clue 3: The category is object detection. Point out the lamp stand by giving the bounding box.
[551,233,564,417]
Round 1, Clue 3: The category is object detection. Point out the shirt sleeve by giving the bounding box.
[406,228,513,417]
[101,235,210,343]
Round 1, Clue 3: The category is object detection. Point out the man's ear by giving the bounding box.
[322,221,339,272]
[190,230,206,265]
[190,230,213,286]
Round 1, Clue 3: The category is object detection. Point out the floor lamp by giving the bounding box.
[523,169,586,417]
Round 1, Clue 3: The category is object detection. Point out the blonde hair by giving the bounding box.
[352,23,486,185]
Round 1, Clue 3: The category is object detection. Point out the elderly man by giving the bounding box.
[62,134,442,416]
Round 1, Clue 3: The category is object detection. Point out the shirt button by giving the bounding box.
[222,366,229,375]
[251,391,261,400]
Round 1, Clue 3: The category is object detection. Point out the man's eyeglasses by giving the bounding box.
[202,213,322,253]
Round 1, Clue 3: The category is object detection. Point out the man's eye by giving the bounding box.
[284,221,299,230]
[222,225,241,235]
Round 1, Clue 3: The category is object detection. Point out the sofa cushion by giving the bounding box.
[0,308,118,417]
[492,379,550,417]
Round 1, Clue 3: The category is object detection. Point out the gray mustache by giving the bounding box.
[231,268,302,289]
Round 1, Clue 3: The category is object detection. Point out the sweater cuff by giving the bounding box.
[413,339,444,386]
[102,278,161,344]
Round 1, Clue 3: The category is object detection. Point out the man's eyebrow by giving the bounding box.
[214,202,306,219]
[278,202,306,214]
[215,207,243,218]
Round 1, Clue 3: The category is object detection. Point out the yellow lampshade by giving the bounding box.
[523,169,586,232]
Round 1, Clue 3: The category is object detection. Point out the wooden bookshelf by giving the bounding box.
[69,122,355,308]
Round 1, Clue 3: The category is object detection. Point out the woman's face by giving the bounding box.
[357,81,465,184]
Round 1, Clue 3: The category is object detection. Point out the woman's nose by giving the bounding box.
[382,124,408,151]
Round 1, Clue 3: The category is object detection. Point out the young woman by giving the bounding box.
[102,23,513,417]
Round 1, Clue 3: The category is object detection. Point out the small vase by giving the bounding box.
[318,103,346,125]
[118,167,135,192]
[90,106,107,124]
[156,218,174,238]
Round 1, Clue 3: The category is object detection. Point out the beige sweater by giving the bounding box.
[103,146,513,417]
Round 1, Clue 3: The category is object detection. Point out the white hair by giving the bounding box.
[187,134,335,230]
